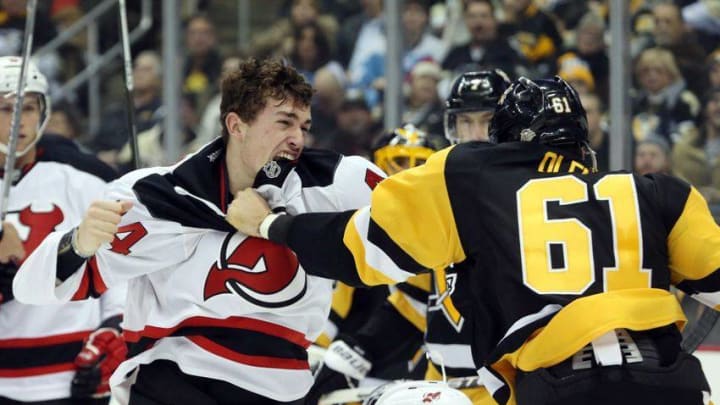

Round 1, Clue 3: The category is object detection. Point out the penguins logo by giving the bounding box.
[204,233,307,308]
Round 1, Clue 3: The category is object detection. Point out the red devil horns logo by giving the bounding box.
[204,233,306,308]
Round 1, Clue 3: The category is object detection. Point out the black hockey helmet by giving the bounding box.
[444,69,511,143]
[489,76,589,150]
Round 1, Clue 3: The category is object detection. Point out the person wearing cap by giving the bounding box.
[403,61,445,137]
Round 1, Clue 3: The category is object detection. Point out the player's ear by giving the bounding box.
[225,112,248,141]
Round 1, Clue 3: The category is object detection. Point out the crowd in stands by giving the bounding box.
[4,0,720,206]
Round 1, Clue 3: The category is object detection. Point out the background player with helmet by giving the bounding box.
[307,124,440,405]
[308,71,510,405]
[229,75,720,405]
[0,56,127,404]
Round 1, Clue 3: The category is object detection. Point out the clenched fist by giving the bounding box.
[226,188,271,237]
[75,200,133,257]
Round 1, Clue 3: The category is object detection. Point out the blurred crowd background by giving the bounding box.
[7,0,720,205]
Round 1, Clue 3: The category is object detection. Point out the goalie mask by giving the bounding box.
[363,380,472,405]
[373,124,437,175]
[444,69,511,144]
[0,56,51,157]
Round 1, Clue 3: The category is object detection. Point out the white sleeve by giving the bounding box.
[15,177,202,305]
[332,155,386,210]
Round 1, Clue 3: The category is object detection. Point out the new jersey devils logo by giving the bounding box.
[204,233,307,308]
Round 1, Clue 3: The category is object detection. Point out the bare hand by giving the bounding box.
[226,188,271,237]
[76,200,133,257]
[0,222,25,263]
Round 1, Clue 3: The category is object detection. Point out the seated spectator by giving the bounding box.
[190,54,242,152]
[634,136,672,176]
[442,0,525,80]
[497,0,563,76]
[0,0,61,96]
[183,13,222,114]
[650,1,708,96]
[37,101,118,181]
[318,90,382,158]
[581,92,610,171]
[672,87,720,203]
[336,0,382,67]
[288,21,343,86]
[117,93,198,169]
[88,50,163,167]
[309,65,347,147]
[631,47,700,146]
[350,0,445,108]
[402,61,444,137]
[682,0,720,54]
[251,0,338,60]
[558,12,609,102]
[708,49,720,88]
[558,54,596,96]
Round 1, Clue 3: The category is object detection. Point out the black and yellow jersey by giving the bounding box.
[274,141,720,405]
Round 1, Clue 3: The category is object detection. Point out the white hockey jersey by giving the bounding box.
[15,141,385,402]
[0,161,126,402]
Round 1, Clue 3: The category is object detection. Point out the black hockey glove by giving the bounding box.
[0,261,18,303]
[305,335,373,405]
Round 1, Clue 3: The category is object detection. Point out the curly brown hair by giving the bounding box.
[219,58,313,143]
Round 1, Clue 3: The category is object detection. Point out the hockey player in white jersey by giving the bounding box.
[14,58,385,404]
[0,56,127,404]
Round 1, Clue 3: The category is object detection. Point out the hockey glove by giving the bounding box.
[71,327,128,398]
[305,335,373,405]
[0,261,18,303]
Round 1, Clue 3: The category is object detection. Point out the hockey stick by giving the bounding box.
[118,0,140,170]
[0,0,38,236]
[679,291,720,352]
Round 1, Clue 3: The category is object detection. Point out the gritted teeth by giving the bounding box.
[275,152,294,160]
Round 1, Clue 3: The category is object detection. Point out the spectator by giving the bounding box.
[37,100,119,182]
[88,50,163,167]
[117,93,198,168]
[498,0,563,76]
[0,0,61,96]
[708,49,720,88]
[632,47,700,146]
[651,1,708,96]
[581,92,610,171]
[634,137,672,175]
[558,12,609,102]
[672,87,720,202]
[682,0,720,54]
[350,0,445,108]
[183,13,222,114]
[190,55,242,152]
[309,64,347,147]
[403,61,444,137]
[321,90,382,158]
[336,0,382,67]
[288,21,343,85]
[442,0,525,80]
[251,0,338,60]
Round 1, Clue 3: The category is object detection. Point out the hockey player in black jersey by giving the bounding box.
[309,71,511,405]
[230,76,720,405]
